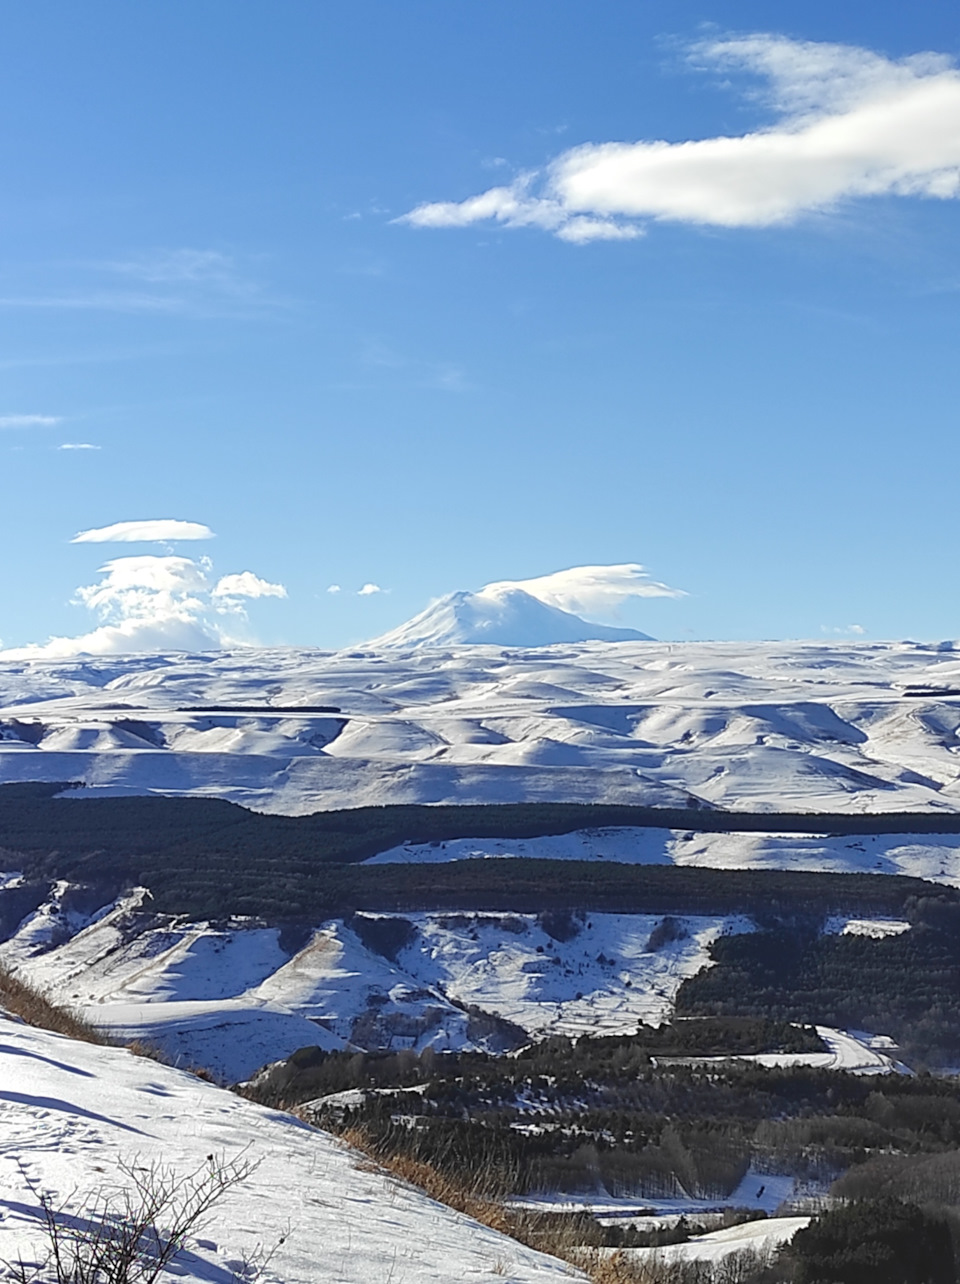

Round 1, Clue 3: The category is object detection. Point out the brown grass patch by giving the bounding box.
[0,965,108,1044]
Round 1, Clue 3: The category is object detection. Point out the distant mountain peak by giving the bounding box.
[364,585,653,649]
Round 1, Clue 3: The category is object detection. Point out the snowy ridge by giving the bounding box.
[0,1016,575,1284]
[4,639,960,814]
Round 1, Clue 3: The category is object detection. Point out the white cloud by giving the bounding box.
[58,442,100,451]
[212,571,287,600]
[402,34,960,238]
[71,519,215,544]
[482,563,685,618]
[327,584,342,594]
[358,583,383,596]
[0,414,62,428]
[0,553,287,659]
[821,623,866,636]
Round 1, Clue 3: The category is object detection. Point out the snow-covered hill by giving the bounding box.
[366,586,652,648]
[0,1015,575,1284]
[0,882,747,1080]
[3,639,960,815]
[0,877,914,1081]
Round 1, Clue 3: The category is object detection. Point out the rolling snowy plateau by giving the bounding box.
[0,1014,577,1284]
[3,638,960,822]
[2,636,957,1083]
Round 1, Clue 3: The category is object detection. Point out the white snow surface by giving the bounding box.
[0,892,746,1080]
[371,829,960,886]
[512,1169,802,1220]
[3,638,960,816]
[627,1216,810,1266]
[0,1015,578,1284]
[659,1026,910,1075]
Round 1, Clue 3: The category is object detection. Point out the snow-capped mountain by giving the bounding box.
[364,585,653,648]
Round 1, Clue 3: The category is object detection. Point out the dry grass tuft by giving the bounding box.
[0,965,108,1044]
[0,972,221,1082]
[123,1037,173,1064]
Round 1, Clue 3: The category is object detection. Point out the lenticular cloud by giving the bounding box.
[1,554,287,658]
[72,518,215,543]
[482,564,685,619]
[402,34,960,240]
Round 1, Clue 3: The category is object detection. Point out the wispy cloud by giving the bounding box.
[71,519,215,544]
[0,414,62,428]
[402,34,960,241]
[482,563,685,618]
[58,442,100,451]
[103,249,239,284]
[358,583,384,596]
[327,584,342,594]
[0,248,281,318]
[358,341,471,392]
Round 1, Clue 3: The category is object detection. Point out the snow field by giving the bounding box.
[0,1016,579,1284]
[511,1169,801,1220]
[657,1026,911,1075]
[0,880,914,1081]
[5,638,960,814]
[623,1216,811,1267]
[371,827,960,887]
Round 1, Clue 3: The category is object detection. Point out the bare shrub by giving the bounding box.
[646,917,688,953]
[6,1153,257,1284]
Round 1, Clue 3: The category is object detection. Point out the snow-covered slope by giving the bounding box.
[0,885,748,1080]
[0,1015,576,1284]
[365,586,652,648]
[4,639,960,814]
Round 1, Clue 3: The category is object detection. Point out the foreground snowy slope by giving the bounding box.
[0,1015,576,1283]
[3,638,960,814]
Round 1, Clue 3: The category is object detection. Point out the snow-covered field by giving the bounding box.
[512,1169,804,1220]
[656,1025,911,1075]
[625,1216,810,1268]
[0,886,748,1080]
[0,1015,577,1284]
[4,639,960,815]
[372,828,960,886]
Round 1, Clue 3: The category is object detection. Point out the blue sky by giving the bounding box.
[1,0,959,652]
